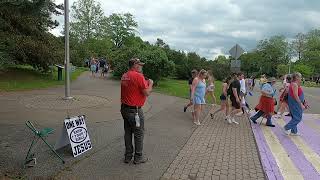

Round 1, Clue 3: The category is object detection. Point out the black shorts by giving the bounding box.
[230,96,240,109]
[220,94,226,101]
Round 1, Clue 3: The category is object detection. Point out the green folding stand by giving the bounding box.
[24,121,65,167]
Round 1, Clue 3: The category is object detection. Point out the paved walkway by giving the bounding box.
[0,72,211,179]
[247,86,320,180]
[250,113,320,180]
[161,109,265,180]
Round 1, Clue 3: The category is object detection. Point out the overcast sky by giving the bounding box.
[51,0,320,60]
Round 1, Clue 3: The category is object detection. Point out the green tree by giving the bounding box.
[70,0,105,42]
[0,0,64,71]
[292,63,313,78]
[105,13,138,48]
[256,35,290,76]
[141,47,175,84]
[240,51,262,76]
[303,29,320,74]
[276,64,289,77]
[292,33,306,61]
[215,55,229,65]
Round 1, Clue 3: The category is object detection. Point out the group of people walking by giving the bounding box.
[183,69,308,137]
[89,57,109,77]
[183,69,217,125]
[183,70,251,125]
[119,57,308,165]
[250,73,308,136]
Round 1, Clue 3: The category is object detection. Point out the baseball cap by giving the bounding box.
[129,58,145,67]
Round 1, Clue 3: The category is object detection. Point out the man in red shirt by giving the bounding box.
[121,58,153,164]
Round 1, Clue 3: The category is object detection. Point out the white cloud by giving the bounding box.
[50,0,320,59]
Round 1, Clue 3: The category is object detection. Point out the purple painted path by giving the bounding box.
[250,113,320,179]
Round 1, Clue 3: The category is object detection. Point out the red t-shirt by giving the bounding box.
[121,70,148,107]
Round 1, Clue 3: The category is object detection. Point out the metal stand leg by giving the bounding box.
[40,137,65,164]
[24,136,39,168]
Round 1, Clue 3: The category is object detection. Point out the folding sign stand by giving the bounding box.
[24,121,65,168]
[55,115,92,157]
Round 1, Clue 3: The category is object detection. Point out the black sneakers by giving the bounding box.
[133,157,148,164]
[183,106,187,112]
[124,156,132,163]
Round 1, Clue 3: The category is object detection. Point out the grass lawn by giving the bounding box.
[154,78,223,104]
[0,65,86,91]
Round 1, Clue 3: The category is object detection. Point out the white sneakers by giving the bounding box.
[283,128,301,136]
[193,121,201,126]
[283,128,291,135]
[231,118,239,124]
[226,116,239,125]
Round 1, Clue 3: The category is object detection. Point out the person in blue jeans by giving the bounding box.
[250,77,277,127]
[283,72,306,136]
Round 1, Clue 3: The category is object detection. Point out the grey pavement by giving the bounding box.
[161,108,265,180]
[0,72,210,179]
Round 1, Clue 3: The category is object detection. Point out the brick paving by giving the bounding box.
[161,108,266,180]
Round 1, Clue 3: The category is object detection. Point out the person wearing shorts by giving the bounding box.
[184,70,198,112]
[206,70,216,106]
[190,69,207,125]
[228,73,242,124]
[90,57,97,77]
[210,76,232,120]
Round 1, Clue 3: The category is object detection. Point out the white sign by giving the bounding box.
[55,115,92,157]
[229,44,245,60]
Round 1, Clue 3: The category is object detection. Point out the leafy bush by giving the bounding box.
[140,47,175,84]
[112,46,175,84]
[303,81,320,87]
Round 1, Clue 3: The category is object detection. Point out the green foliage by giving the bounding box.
[276,64,289,77]
[256,35,290,76]
[106,13,138,48]
[0,0,64,71]
[70,0,105,41]
[303,81,320,88]
[0,65,86,91]
[111,45,175,84]
[111,46,142,77]
[292,63,313,78]
[154,78,223,103]
[140,47,175,84]
[70,37,113,66]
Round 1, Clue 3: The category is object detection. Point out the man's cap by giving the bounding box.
[267,77,276,82]
[129,58,145,67]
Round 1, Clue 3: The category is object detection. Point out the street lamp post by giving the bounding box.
[288,59,291,74]
[64,0,72,100]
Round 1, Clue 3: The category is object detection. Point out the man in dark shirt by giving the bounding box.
[227,73,242,124]
[184,69,198,112]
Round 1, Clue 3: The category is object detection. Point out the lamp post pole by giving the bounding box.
[64,0,72,100]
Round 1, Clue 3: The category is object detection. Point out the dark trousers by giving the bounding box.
[121,106,144,159]
[250,110,273,125]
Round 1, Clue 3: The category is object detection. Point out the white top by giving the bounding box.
[240,79,246,93]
